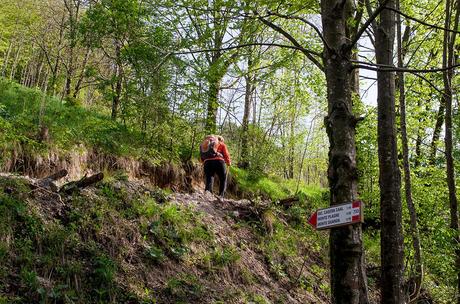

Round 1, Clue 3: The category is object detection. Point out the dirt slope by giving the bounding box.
[0,173,330,303]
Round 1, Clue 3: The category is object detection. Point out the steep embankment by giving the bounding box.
[0,173,330,303]
[0,78,202,188]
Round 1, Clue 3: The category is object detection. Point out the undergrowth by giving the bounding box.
[0,78,192,165]
[0,175,215,303]
[230,166,326,203]
[0,173,330,303]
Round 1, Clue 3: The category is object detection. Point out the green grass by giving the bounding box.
[230,166,326,203]
[0,78,168,163]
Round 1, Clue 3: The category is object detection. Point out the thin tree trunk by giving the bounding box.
[240,64,253,168]
[1,39,13,77]
[375,0,404,302]
[396,6,423,301]
[10,43,22,80]
[321,1,369,302]
[205,71,221,134]
[288,109,296,179]
[38,72,49,129]
[73,48,90,99]
[111,66,123,120]
[414,98,423,168]
[429,100,445,163]
[443,0,460,302]
[111,41,123,121]
[34,54,44,88]
[21,61,30,86]
[49,13,66,95]
[64,0,81,98]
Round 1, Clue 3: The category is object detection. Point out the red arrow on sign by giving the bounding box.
[308,211,317,227]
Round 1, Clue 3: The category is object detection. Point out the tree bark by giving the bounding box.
[442,0,460,301]
[321,1,369,302]
[375,0,404,302]
[396,6,423,301]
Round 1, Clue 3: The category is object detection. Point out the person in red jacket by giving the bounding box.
[201,135,231,198]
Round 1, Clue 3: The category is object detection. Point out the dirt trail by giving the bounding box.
[168,191,329,304]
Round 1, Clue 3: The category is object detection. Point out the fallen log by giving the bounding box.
[60,172,104,194]
[43,169,68,181]
[36,169,69,192]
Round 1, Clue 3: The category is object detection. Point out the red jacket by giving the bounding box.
[203,143,231,165]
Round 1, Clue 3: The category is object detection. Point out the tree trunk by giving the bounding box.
[1,39,13,77]
[288,111,296,179]
[111,41,123,121]
[21,61,30,86]
[429,99,445,164]
[10,43,22,80]
[63,0,81,98]
[205,72,220,134]
[375,0,404,302]
[414,98,423,168]
[320,1,368,302]
[443,0,460,301]
[396,6,423,301]
[240,55,254,168]
[34,54,44,88]
[73,48,91,99]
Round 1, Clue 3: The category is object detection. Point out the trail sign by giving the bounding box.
[308,201,363,230]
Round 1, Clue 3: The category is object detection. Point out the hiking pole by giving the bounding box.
[223,164,229,199]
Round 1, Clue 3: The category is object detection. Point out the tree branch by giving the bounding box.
[256,15,324,71]
[173,42,322,60]
[411,68,445,96]
[352,60,460,73]
[348,0,391,50]
[265,11,330,51]
[386,6,460,34]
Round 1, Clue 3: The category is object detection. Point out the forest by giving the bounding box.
[0,0,459,303]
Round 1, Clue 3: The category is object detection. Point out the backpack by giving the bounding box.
[200,135,222,161]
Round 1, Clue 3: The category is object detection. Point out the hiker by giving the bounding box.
[200,135,231,198]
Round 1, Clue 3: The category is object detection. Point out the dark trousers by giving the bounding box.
[204,160,227,197]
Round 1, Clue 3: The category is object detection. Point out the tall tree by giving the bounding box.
[396,8,423,301]
[374,0,404,301]
[81,0,144,120]
[443,0,460,301]
[320,1,369,302]
[256,1,370,300]
[181,0,240,133]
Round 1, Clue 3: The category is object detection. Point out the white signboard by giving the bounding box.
[308,201,363,230]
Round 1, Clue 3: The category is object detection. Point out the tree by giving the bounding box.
[373,0,404,301]
[442,0,460,301]
[320,1,369,302]
[81,0,144,120]
[396,7,422,301]
[178,0,241,134]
